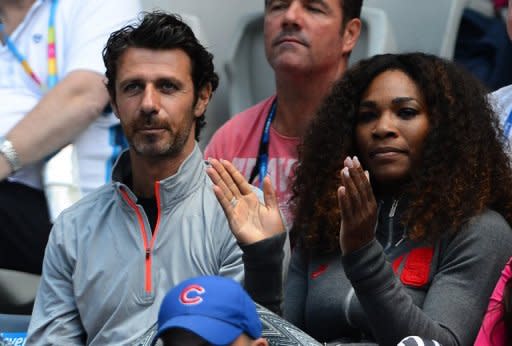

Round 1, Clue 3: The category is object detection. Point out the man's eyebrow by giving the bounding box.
[118,78,142,87]
[308,0,329,9]
[267,0,289,5]
[156,76,182,84]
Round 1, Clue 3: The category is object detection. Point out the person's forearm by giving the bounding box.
[344,211,512,346]
[1,70,109,179]
[241,232,286,315]
[342,241,458,346]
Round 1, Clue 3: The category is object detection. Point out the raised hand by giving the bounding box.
[206,159,285,245]
[338,156,377,254]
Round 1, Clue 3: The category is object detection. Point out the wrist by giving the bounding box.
[0,155,12,180]
[340,233,375,255]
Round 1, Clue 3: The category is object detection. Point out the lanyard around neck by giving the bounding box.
[504,108,512,139]
[249,99,277,188]
[0,0,59,91]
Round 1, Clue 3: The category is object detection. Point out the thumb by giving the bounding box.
[262,175,278,209]
[337,186,345,210]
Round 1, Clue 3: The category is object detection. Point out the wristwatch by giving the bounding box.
[0,137,21,173]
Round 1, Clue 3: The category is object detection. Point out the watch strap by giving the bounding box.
[0,138,21,173]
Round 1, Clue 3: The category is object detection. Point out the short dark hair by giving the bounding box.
[264,0,363,26]
[341,0,363,26]
[103,11,219,141]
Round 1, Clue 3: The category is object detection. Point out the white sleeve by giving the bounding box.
[58,0,142,76]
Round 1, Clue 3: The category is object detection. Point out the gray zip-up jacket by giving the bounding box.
[284,205,512,346]
[248,199,512,346]
[27,145,244,345]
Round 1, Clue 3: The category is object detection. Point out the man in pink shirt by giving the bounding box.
[205,0,362,228]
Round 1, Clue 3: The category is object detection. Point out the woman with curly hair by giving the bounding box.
[207,52,512,345]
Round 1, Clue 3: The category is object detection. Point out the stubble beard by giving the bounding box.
[130,120,194,159]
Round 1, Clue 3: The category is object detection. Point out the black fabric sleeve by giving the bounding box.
[283,246,309,329]
[240,232,286,314]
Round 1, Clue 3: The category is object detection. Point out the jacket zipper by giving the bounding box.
[120,182,162,295]
[384,199,399,251]
[149,182,162,293]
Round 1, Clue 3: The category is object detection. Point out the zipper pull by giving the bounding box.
[394,237,405,248]
[145,248,151,259]
[395,228,408,247]
[389,199,399,217]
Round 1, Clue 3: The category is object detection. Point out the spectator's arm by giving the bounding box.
[0,70,108,179]
[343,211,512,346]
[283,246,308,328]
[0,0,141,179]
[240,232,286,314]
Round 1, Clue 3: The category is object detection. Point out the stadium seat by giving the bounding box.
[363,0,469,58]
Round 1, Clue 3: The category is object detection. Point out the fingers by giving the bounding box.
[207,159,242,200]
[206,160,235,203]
[339,166,359,215]
[337,185,347,217]
[349,157,373,204]
[338,156,378,253]
[338,156,375,215]
[220,160,254,196]
[212,185,235,219]
[262,175,278,210]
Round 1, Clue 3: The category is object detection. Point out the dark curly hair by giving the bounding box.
[292,53,512,253]
[103,11,219,141]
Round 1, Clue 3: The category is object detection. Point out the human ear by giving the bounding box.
[341,18,362,56]
[193,83,213,118]
[110,101,119,119]
[251,337,269,346]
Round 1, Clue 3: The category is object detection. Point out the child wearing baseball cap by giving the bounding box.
[152,276,268,346]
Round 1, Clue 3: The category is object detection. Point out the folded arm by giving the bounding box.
[0,70,108,179]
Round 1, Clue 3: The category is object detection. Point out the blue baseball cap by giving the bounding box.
[152,276,262,345]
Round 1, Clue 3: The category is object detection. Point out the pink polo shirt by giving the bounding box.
[205,96,300,229]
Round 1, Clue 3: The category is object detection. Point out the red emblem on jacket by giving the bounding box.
[399,247,434,287]
[311,264,329,279]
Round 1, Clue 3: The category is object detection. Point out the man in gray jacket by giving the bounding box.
[26,12,282,346]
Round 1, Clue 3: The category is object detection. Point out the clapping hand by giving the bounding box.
[206,159,285,245]
[338,156,377,254]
